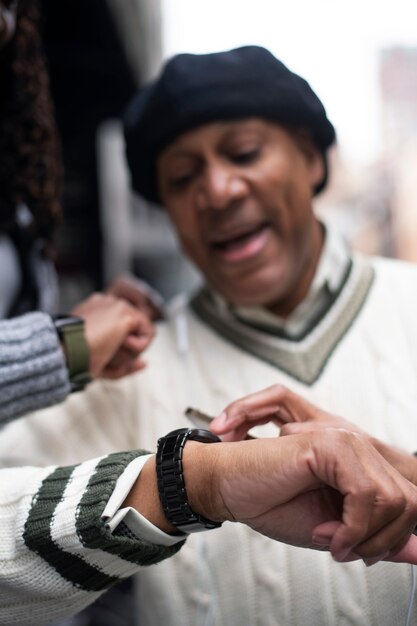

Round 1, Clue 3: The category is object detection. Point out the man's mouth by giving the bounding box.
[209,223,270,263]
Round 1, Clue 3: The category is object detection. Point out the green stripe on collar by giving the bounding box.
[191,256,374,386]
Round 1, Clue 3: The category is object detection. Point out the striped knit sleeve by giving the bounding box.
[0,312,71,425]
[0,449,184,626]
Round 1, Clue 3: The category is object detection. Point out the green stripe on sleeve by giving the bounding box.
[23,465,120,591]
[76,451,185,566]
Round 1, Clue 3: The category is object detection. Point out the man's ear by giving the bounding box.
[292,129,325,190]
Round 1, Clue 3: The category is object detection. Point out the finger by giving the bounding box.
[388,535,417,565]
[122,333,153,355]
[213,384,334,437]
[309,430,387,560]
[329,496,374,562]
[106,347,138,369]
[352,498,416,561]
[330,470,413,562]
[211,384,296,434]
[108,276,165,320]
[312,520,340,548]
[310,430,417,564]
[215,416,277,441]
[104,343,149,373]
[312,521,364,562]
[124,311,155,340]
[219,428,243,443]
[101,359,147,380]
[312,519,364,561]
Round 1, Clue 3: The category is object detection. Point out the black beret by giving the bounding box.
[124,45,336,203]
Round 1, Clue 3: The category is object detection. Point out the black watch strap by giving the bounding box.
[156,427,222,534]
[53,315,91,392]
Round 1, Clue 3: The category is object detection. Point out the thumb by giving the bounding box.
[388,536,417,565]
[312,520,341,548]
[313,521,417,566]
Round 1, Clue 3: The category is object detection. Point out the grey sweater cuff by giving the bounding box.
[0,312,71,425]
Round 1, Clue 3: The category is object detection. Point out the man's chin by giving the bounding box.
[206,261,292,308]
[215,283,288,309]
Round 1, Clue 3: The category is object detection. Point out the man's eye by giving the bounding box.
[231,149,260,164]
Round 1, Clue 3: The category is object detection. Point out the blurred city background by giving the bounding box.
[38,0,417,308]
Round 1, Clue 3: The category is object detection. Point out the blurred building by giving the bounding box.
[317,45,417,262]
[379,46,417,261]
[380,47,417,151]
[316,151,397,259]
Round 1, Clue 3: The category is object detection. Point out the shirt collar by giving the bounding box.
[210,226,351,336]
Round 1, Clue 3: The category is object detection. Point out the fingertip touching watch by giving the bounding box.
[53,315,91,392]
[156,427,223,534]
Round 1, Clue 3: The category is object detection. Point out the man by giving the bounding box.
[2,46,417,625]
[5,7,399,622]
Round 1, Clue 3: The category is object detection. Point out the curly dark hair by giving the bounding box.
[0,0,62,242]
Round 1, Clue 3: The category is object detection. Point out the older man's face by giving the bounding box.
[157,119,325,314]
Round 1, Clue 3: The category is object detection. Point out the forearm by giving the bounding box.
[158,433,417,563]
[0,312,71,425]
[123,455,178,533]
[132,437,323,533]
[0,450,183,626]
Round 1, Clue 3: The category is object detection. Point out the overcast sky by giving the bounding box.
[161,0,417,165]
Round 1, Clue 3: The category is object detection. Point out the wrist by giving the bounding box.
[52,315,91,391]
[155,429,224,533]
[123,457,178,534]
[182,440,230,524]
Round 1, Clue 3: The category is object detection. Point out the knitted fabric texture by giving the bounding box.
[0,450,184,625]
[0,312,70,424]
[191,257,375,384]
[4,253,417,625]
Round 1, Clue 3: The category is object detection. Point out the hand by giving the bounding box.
[183,433,417,566]
[107,275,165,321]
[211,384,417,486]
[71,293,154,379]
[211,384,363,441]
[124,430,417,566]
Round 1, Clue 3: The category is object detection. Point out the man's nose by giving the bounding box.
[196,164,248,211]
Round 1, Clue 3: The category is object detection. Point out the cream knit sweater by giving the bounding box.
[2,254,417,625]
[0,315,183,625]
[0,450,183,626]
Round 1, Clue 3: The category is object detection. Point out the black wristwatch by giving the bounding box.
[53,315,91,392]
[156,427,223,534]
